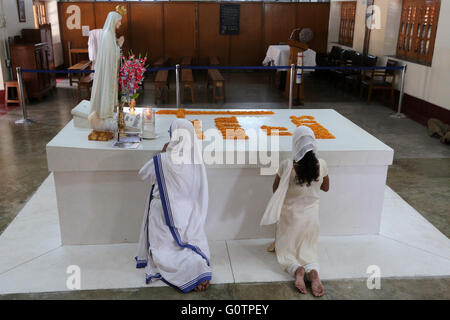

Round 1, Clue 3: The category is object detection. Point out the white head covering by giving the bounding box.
[260,126,318,226]
[89,12,122,119]
[166,119,203,166]
[292,126,317,162]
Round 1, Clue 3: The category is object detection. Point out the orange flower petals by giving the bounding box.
[190,119,205,140]
[290,115,335,139]
[261,125,293,136]
[157,109,275,118]
[215,117,249,139]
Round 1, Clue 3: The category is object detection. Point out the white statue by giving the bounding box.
[88,10,125,131]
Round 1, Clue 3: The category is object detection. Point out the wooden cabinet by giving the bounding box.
[10,43,54,100]
[21,24,56,88]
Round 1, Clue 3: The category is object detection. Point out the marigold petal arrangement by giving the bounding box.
[290,116,335,139]
[215,117,248,140]
[190,119,205,140]
[156,108,274,118]
[261,125,293,136]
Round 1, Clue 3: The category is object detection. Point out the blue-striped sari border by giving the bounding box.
[153,154,210,266]
[135,184,155,269]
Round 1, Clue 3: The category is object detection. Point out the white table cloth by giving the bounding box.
[263,45,316,73]
[262,45,290,69]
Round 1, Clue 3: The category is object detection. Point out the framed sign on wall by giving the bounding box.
[17,0,26,23]
[220,4,240,35]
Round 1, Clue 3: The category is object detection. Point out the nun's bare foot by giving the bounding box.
[194,280,210,292]
[294,267,307,294]
[308,270,324,297]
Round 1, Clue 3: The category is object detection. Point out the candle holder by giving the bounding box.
[142,107,156,139]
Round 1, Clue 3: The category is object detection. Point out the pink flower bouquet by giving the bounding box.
[119,51,148,101]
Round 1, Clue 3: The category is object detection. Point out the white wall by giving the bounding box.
[328,1,341,43]
[45,0,63,67]
[3,0,35,37]
[418,0,450,110]
[327,0,364,52]
[0,0,35,89]
[376,0,450,111]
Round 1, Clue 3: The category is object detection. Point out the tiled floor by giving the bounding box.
[0,174,448,295]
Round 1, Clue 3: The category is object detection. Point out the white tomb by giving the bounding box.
[46,108,393,245]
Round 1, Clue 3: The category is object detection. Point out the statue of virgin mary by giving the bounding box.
[88,10,124,131]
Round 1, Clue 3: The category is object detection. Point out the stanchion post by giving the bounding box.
[176,64,181,108]
[15,66,35,125]
[289,64,295,109]
[391,64,407,118]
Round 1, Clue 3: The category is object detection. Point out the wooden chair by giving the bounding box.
[345,54,377,92]
[332,49,352,84]
[326,46,345,70]
[68,60,91,86]
[181,69,194,103]
[341,51,362,91]
[77,73,94,102]
[207,69,225,103]
[360,59,398,106]
[4,80,28,108]
[68,42,88,68]
[154,70,169,104]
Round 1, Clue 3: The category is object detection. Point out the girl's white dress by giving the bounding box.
[275,158,328,275]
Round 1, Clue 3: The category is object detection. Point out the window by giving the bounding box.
[33,1,47,28]
[339,1,356,47]
[396,0,440,66]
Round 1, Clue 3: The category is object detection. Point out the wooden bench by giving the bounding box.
[181,69,194,103]
[68,60,91,86]
[154,70,169,104]
[77,73,94,103]
[181,56,192,66]
[209,56,220,66]
[207,69,225,103]
[153,57,168,68]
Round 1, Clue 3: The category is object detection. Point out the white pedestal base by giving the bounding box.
[54,164,387,245]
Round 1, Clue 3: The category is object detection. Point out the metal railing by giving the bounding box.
[16,64,407,124]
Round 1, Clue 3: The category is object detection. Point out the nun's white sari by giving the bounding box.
[136,119,211,292]
[261,126,328,276]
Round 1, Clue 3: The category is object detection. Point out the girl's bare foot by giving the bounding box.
[294,267,307,294]
[267,241,276,252]
[308,270,324,297]
[194,280,210,292]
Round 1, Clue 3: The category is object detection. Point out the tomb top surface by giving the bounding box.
[47,108,393,171]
